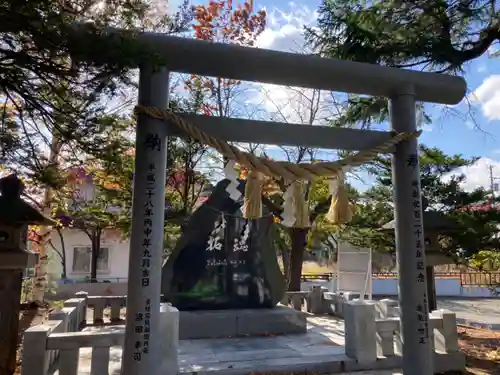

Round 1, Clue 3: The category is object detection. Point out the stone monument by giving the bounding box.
[162,179,305,339]
[162,179,285,309]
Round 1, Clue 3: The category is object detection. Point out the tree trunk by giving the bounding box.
[288,228,308,291]
[0,270,22,375]
[426,266,437,312]
[32,135,63,302]
[281,247,291,287]
[90,229,102,282]
[56,228,67,279]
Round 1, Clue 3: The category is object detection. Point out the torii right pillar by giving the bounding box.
[390,86,433,375]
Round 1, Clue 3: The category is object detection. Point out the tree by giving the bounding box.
[176,0,268,204]
[309,0,499,72]
[1,0,192,291]
[335,146,500,262]
[185,0,266,118]
[257,87,341,290]
[165,93,213,219]
[305,0,498,128]
[301,0,500,274]
[164,0,268,250]
[52,166,128,281]
[0,0,193,194]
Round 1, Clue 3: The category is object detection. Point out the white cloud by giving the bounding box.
[449,157,499,192]
[487,43,500,58]
[256,4,317,52]
[421,124,433,132]
[470,75,500,120]
[477,64,488,73]
[248,4,339,127]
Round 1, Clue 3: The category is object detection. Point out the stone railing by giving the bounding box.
[283,286,370,316]
[22,296,86,375]
[22,289,463,375]
[343,299,464,372]
[44,328,123,375]
[281,289,463,372]
[22,294,177,375]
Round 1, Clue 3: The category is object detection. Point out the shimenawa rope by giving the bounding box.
[134,106,420,181]
[134,106,421,225]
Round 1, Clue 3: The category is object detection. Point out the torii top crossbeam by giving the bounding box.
[73,26,466,105]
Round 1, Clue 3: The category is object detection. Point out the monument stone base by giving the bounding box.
[178,305,307,340]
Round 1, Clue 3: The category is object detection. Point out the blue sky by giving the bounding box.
[171,0,500,191]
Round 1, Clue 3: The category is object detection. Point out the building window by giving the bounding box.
[72,246,110,273]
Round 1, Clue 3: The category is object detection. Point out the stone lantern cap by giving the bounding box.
[380,210,460,234]
[0,174,54,226]
[380,210,461,266]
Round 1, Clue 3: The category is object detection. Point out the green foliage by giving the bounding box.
[305,0,499,129]
[449,207,500,258]
[470,250,500,271]
[308,0,498,72]
[301,0,500,262]
[336,146,500,260]
[336,184,395,253]
[0,0,192,194]
[58,191,123,235]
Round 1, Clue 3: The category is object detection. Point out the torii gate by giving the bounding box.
[72,27,466,375]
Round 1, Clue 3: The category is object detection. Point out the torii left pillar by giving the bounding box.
[121,65,169,375]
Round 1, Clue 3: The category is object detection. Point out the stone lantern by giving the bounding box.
[0,174,54,375]
[381,209,459,312]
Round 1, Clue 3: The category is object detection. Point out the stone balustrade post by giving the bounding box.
[91,298,105,324]
[21,325,51,375]
[110,298,122,322]
[307,286,324,314]
[159,304,179,375]
[344,300,377,364]
[375,319,399,357]
[290,294,302,311]
[376,298,399,318]
[75,291,89,328]
[433,309,459,353]
[48,310,69,332]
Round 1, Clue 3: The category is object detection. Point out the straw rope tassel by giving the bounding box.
[244,171,263,219]
[292,181,310,228]
[326,171,352,225]
[281,184,295,227]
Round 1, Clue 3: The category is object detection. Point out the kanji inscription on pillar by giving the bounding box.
[409,167,430,345]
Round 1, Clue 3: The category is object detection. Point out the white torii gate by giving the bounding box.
[71,26,466,375]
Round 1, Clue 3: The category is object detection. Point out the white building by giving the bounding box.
[47,227,130,282]
[46,167,131,282]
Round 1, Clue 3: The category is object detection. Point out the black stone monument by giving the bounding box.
[161,179,286,310]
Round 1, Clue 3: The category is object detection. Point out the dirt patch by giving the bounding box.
[15,307,48,375]
[457,325,500,374]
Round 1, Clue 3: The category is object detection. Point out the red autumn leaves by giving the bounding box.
[184,1,267,117]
